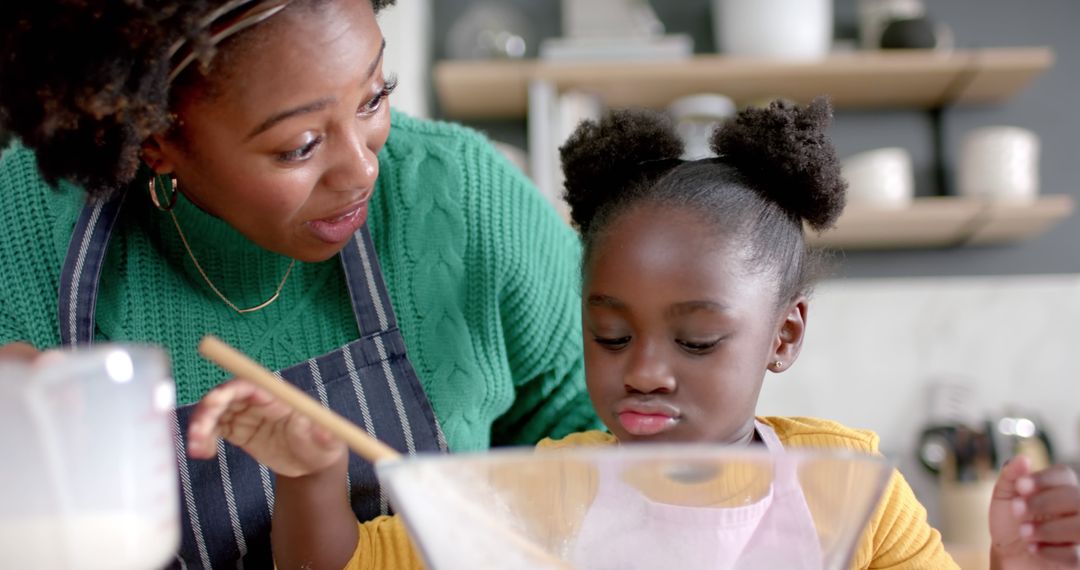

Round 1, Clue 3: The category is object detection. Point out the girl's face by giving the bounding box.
[583,204,807,445]
[144,0,390,262]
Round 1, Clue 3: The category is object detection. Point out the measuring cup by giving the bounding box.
[0,345,180,569]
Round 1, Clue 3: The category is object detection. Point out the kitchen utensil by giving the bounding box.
[989,412,1054,471]
[918,424,995,483]
[0,345,179,570]
[919,417,997,548]
[856,0,925,50]
[197,336,571,569]
[380,444,892,569]
[939,478,995,549]
[879,17,954,50]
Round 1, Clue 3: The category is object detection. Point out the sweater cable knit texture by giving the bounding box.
[0,111,598,451]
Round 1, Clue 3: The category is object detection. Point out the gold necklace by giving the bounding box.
[169,210,296,314]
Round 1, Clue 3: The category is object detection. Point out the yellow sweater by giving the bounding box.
[342,417,959,569]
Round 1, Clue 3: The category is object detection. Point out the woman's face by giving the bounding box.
[582,204,807,445]
[147,0,390,262]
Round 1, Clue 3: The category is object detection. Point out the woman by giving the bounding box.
[0,0,598,567]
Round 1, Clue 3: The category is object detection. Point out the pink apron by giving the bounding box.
[569,420,823,569]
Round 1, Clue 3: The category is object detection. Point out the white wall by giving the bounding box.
[378,0,431,118]
[757,273,1080,520]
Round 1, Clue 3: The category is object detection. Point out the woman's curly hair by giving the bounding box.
[560,97,847,302]
[0,0,395,194]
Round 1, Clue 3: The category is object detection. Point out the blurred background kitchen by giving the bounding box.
[379,0,1078,565]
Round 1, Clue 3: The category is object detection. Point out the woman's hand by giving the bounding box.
[187,379,346,478]
[990,455,1080,569]
[190,380,361,568]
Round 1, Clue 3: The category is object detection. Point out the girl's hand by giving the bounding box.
[990,455,1080,569]
[0,342,66,367]
[0,341,41,361]
[187,379,346,478]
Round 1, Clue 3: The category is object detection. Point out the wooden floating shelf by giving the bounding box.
[807,195,1075,250]
[434,47,1054,120]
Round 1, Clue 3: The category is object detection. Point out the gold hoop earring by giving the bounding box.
[149,174,179,211]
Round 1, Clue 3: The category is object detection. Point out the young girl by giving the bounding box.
[188,99,1080,569]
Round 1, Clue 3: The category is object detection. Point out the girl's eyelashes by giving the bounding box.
[358,74,398,117]
[676,337,722,355]
[592,335,631,351]
[591,335,724,354]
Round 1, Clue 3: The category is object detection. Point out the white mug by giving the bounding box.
[841,147,915,209]
[957,126,1040,203]
[713,0,833,59]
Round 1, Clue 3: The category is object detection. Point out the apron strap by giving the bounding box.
[339,225,400,337]
[58,191,127,347]
[338,224,449,453]
[754,420,785,453]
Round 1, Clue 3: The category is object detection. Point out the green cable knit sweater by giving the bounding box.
[0,111,598,451]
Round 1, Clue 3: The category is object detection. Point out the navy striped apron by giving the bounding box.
[58,193,448,568]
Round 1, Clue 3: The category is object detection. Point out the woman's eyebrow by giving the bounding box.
[244,39,387,141]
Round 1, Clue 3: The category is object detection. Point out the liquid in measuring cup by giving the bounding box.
[0,512,179,570]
